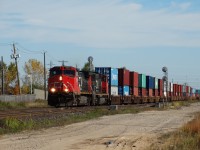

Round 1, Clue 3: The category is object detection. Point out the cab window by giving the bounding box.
[64,70,75,77]
[50,69,62,77]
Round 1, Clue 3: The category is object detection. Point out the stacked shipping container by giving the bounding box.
[153,78,159,96]
[139,74,146,96]
[146,76,154,97]
[129,72,139,96]
[118,68,130,96]
[158,79,163,96]
[95,66,199,101]
[95,67,118,96]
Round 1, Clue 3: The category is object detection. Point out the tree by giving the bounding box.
[81,62,90,71]
[0,61,6,94]
[81,62,94,72]
[24,59,46,90]
[2,62,18,94]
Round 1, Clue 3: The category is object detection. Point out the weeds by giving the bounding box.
[150,113,200,150]
[0,100,47,109]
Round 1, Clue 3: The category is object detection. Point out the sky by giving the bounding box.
[0,0,200,89]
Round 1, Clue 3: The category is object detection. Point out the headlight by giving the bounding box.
[64,88,69,93]
[59,76,63,81]
[50,88,56,93]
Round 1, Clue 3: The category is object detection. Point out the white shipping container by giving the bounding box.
[110,86,118,96]
[170,83,173,92]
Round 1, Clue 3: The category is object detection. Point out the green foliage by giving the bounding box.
[81,62,90,71]
[0,101,26,109]
[0,117,34,133]
[23,59,46,90]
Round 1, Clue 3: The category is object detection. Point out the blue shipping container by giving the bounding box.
[146,76,155,89]
[95,67,118,86]
[118,86,130,96]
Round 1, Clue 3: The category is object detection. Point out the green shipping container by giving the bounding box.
[154,78,158,89]
[139,74,146,88]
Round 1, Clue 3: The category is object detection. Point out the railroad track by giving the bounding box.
[0,103,155,120]
[0,107,85,120]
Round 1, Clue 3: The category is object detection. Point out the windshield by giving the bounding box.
[64,70,75,77]
[50,69,62,77]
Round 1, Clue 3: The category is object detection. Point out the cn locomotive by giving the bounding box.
[48,64,200,107]
[48,66,109,107]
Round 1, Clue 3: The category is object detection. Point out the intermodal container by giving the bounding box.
[158,79,163,96]
[192,88,196,94]
[173,84,177,96]
[95,67,118,86]
[158,89,163,96]
[170,83,173,92]
[118,86,130,96]
[146,76,154,89]
[139,74,146,88]
[129,72,139,87]
[154,78,158,89]
[110,86,118,96]
[139,88,146,96]
[153,89,159,96]
[147,89,153,97]
[158,79,163,90]
[118,68,130,86]
[130,86,138,96]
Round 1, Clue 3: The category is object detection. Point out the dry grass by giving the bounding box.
[183,114,200,134]
[150,113,200,150]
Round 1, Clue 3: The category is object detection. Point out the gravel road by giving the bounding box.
[1,102,200,150]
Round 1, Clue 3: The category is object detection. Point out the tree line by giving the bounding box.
[0,59,46,95]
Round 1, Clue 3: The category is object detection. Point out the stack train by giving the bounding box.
[47,65,200,107]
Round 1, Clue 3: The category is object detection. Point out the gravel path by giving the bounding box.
[1,102,200,150]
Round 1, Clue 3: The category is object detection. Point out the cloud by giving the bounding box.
[171,2,191,10]
[0,0,200,48]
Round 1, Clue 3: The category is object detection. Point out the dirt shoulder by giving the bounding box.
[1,103,200,150]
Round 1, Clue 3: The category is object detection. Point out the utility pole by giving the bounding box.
[1,56,4,95]
[11,43,21,95]
[44,51,47,100]
[58,60,68,66]
[48,61,55,69]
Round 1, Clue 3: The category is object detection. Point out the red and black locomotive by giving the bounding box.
[48,66,109,107]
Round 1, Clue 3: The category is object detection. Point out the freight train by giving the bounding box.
[47,65,200,107]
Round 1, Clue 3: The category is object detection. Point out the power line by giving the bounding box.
[16,43,42,54]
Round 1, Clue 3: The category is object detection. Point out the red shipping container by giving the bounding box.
[186,86,189,93]
[118,68,130,86]
[173,84,178,96]
[154,89,158,96]
[130,86,138,96]
[139,88,146,96]
[158,79,163,90]
[147,89,153,97]
[158,89,163,96]
[129,72,139,87]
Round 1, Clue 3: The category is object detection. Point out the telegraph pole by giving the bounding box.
[44,51,46,100]
[11,43,21,94]
[48,61,55,69]
[1,56,4,95]
[58,60,68,66]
